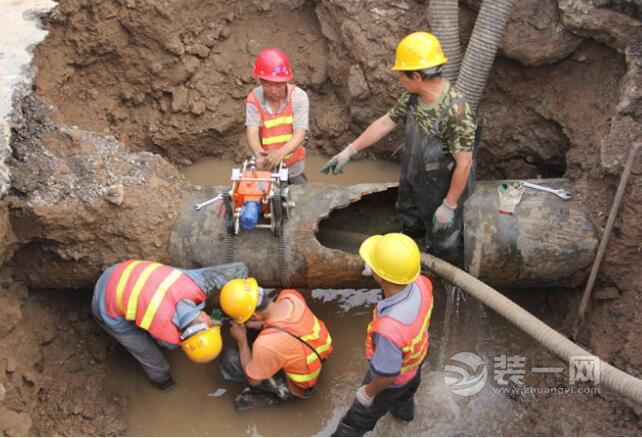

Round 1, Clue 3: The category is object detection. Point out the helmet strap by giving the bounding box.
[256,287,270,311]
[420,66,443,78]
[180,322,209,340]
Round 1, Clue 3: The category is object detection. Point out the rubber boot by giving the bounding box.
[233,387,282,412]
[391,398,414,422]
[153,376,176,391]
[331,420,363,437]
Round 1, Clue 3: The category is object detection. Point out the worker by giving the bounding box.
[322,32,477,262]
[91,260,248,390]
[333,233,433,436]
[218,277,332,410]
[246,48,309,184]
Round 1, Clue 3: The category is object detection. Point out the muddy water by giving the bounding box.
[101,156,542,435]
[104,285,545,436]
[182,152,401,186]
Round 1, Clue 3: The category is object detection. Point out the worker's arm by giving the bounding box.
[351,114,397,152]
[321,114,397,174]
[246,125,268,170]
[364,375,396,397]
[445,151,473,206]
[230,322,263,386]
[264,128,306,169]
[355,335,403,407]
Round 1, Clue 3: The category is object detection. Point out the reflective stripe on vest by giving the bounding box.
[246,86,305,167]
[364,276,434,384]
[116,260,143,313]
[264,115,294,129]
[139,269,183,329]
[125,262,163,320]
[261,289,332,388]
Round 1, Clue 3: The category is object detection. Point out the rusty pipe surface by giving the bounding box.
[168,183,396,289]
[464,179,598,288]
[169,179,597,289]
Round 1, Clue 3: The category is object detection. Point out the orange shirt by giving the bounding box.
[245,296,310,397]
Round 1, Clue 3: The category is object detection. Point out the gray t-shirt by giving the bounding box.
[245,85,308,177]
[245,85,309,130]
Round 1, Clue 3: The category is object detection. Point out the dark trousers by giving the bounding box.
[219,347,295,400]
[333,369,422,436]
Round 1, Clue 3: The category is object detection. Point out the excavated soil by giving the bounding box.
[1,0,641,435]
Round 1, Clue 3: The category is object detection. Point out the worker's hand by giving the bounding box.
[321,144,357,175]
[265,148,287,170]
[255,152,268,170]
[245,320,264,330]
[355,385,375,408]
[432,199,457,232]
[229,322,247,343]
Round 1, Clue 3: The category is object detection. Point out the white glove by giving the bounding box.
[321,144,357,175]
[362,264,373,277]
[432,199,457,232]
[355,385,374,408]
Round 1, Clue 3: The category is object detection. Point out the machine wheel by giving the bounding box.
[222,191,235,263]
[271,191,289,288]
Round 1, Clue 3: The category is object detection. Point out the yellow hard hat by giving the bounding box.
[391,32,447,71]
[220,278,260,323]
[181,325,223,363]
[359,233,421,284]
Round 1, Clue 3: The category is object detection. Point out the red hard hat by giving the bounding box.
[252,48,294,82]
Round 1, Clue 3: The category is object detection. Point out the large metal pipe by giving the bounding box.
[168,183,398,289]
[168,179,597,289]
[464,179,598,288]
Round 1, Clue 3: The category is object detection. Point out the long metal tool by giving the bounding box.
[575,142,640,335]
[521,181,572,200]
[193,194,223,211]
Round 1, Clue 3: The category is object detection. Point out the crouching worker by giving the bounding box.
[333,233,434,436]
[92,260,248,390]
[219,278,332,411]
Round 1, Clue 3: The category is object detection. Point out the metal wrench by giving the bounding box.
[193,194,223,211]
[520,181,572,200]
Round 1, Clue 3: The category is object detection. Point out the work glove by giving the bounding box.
[432,200,457,233]
[355,385,374,408]
[321,144,357,175]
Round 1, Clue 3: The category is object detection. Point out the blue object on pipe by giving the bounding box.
[240,201,261,230]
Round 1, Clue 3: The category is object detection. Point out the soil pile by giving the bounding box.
[0,0,640,435]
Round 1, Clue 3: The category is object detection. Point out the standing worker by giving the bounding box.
[322,32,476,262]
[218,278,332,410]
[333,233,434,436]
[246,48,310,184]
[92,260,248,390]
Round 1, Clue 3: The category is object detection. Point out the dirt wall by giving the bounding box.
[1,0,641,435]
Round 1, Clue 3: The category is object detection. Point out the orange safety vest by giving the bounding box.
[365,275,434,385]
[104,260,206,345]
[246,84,306,168]
[260,289,333,390]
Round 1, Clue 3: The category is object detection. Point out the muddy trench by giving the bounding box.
[1,0,641,436]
